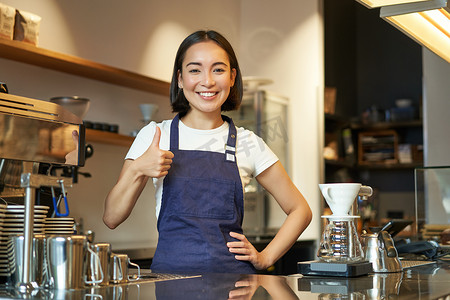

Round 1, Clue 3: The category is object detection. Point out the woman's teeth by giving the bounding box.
[199,92,216,97]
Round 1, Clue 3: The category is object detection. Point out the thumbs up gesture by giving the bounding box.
[64,130,80,165]
[135,126,174,178]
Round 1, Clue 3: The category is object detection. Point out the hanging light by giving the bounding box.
[356,0,450,63]
[356,0,430,9]
[378,0,450,63]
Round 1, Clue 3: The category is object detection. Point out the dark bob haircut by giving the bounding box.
[170,30,243,116]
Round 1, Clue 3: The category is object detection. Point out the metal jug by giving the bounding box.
[46,235,103,289]
[361,230,403,273]
[9,234,46,288]
[367,272,404,299]
[110,253,140,284]
[87,243,111,286]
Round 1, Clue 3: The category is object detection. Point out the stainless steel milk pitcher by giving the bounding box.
[47,235,103,289]
[9,234,46,288]
[87,242,111,286]
[110,253,140,284]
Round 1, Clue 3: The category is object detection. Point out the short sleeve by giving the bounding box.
[251,134,279,177]
[125,122,157,160]
[235,128,279,178]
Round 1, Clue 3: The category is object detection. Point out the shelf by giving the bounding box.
[357,162,423,170]
[358,130,398,165]
[350,120,422,130]
[325,159,422,170]
[0,38,170,96]
[86,129,134,147]
[324,114,351,129]
[324,113,349,123]
[324,159,355,168]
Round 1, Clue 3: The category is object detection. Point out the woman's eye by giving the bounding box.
[188,69,200,73]
[213,68,225,73]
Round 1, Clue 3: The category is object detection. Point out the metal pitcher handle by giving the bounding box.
[85,247,104,285]
[114,255,123,281]
[127,259,141,281]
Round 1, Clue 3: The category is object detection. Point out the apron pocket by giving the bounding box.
[168,176,235,220]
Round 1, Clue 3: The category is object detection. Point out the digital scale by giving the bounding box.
[298,260,373,277]
[296,274,374,294]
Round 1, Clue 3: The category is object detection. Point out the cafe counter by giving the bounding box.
[0,261,449,299]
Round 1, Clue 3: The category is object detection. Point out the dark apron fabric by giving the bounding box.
[151,114,256,274]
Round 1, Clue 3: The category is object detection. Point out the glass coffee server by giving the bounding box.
[225,77,289,239]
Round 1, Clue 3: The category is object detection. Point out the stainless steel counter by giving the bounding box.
[0,261,449,299]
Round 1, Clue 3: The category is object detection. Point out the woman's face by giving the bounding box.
[178,41,236,116]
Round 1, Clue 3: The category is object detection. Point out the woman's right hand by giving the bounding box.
[134,126,174,178]
[103,126,173,229]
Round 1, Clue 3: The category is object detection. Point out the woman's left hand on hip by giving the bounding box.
[227,231,268,270]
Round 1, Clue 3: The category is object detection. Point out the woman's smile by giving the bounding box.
[197,91,219,99]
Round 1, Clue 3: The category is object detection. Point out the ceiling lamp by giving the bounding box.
[356,0,450,63]
[357,0,430,9]
[380,0,450,63]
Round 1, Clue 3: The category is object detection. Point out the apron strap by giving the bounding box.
[169,114,180,150]
[222,115,237,162]
[169,114,237,163]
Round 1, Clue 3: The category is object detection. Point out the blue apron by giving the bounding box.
[151,114,256,274]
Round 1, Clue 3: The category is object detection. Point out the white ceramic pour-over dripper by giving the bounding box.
[319,183,362,216]
[139,103,159,124]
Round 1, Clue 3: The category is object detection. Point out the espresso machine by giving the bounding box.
[298,183,374,277]
[0,92,86,292]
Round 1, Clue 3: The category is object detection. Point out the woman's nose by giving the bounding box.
[202,73,215,87]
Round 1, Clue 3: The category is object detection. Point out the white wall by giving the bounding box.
[422,48,450,224]
[423,49,450,167]
[3,0,241,82]
[239,0,323,240]
[1,0,322,249]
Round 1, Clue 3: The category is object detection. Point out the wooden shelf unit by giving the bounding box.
[0,38,170,147]
[324,115,424,171]
[350,120,423,130]
[358,130,399,165]
[85,129,134,147]
[0,38,170,96]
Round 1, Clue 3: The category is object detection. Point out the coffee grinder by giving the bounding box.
[298,183,374,277]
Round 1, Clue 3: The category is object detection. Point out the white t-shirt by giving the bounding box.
[125,118,279,218]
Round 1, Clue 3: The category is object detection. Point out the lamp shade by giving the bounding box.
[357,0,430,8]
[380,0,450,63]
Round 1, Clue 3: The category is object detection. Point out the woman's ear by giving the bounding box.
[177,70,183,89]
[230,68,237,87]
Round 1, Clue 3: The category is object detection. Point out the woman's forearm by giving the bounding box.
[255,161,313,268]
[260,206,312,267]
[103,160,148,229]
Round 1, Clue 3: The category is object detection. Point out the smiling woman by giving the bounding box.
[169,30,243,123]
[103,30,312,274]
[176,41,237,128]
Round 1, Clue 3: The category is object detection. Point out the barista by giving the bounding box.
[103,30,312,273]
